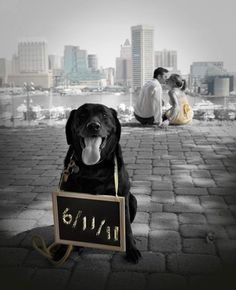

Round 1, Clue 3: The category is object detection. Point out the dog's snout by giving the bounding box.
[87,121,101,131]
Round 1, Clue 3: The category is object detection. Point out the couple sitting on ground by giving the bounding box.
[134,67,193,127]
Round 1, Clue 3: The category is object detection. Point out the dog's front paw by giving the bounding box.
[126,246,142,264]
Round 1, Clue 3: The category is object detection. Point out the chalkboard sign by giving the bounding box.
[52,191,126,252]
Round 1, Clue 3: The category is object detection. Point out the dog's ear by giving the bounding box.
[65,109,76,145]
[110,108,121,141]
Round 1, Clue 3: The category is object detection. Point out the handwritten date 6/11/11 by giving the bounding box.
[62,208,119,241]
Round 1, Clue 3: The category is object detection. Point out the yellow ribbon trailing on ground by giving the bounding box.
[32,235,73,267]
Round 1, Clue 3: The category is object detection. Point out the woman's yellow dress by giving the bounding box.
[166,94,193,125]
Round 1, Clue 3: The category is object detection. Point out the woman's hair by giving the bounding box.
[169,74,186,91]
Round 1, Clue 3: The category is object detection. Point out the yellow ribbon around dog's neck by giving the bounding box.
[114,155,119,198]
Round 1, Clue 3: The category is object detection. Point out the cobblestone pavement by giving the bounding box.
[0,122,236,290]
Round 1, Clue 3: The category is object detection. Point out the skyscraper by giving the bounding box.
[64,45,88,77]
[88,54,98,71]
[131,25,154,90]
[115,39,132,87]
[63,45,105,86]
[8,40,52,88]
[18,41,48,73]
[155,49,177,71]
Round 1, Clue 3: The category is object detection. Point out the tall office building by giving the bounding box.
[63,45,105,85]
[131,25,154,90]
[8,41,52,88]
[115,39,132,87]
[155,49,177,71]
[0,58,11,86]
[88,54,98,71]
[48,55,62,70]
[189,61,234,95]
[18,41,48,73]
[64,45,88,76]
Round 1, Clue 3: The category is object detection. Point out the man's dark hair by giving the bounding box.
[153,67,169,79]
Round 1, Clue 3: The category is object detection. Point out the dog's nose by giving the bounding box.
[87,121,101,131]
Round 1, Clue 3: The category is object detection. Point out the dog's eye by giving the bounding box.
[103,113,108,119]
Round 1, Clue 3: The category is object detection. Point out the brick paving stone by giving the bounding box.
[153,167,171,175]
[153,160,169,166]
[17,209,46,220]
[0,247,29,266]
[127,163,152,170]
[188,275,229,290]
[200,196,227,209]
[152,191,175,204]
[133,212,150,224]
[131,180,152,187]
[176,195,199,204]
[208,187,236,195]
[131,186,151,195]
[67,269,110,290]
[111,252,165,272]
[152,181,173,190]
[150,213,178,230]
[167,253,222,274]
[0,205,25,218]
[183,238,216,255]
[29,269,70,290]
[136,159,152,164]
[136,195,162,212]
[205,209,235,225]
[132,174,162,182]
[193,178,217,187]
[216,239,236,265]
[36,211,54,227]
[147,273,187,290]
[149,230,181,252]
[28,200,53,210]
[106,272,146,290]
[180,224,227,238]
[191,170,211,178]
[0,231,27,247]
[174,187,208,196]
[226,226,236,239]
[179,213,207,224]
[0,218,37,233]
[134,169,152,175]
[1,267,36,290]
[164,202,203,213]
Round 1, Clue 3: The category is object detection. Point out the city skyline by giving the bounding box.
[0,0,235,74]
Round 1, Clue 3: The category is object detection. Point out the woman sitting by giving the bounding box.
[163,74,193,126]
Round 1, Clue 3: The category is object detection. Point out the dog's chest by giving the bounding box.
[64,166,116,195]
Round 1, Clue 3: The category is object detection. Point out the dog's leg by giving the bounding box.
[125,194,141,263]
[129,193,137,224]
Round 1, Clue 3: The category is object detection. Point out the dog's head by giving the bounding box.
[66,103,121,166]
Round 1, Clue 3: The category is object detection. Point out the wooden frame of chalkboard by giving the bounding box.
[52,191,126,252]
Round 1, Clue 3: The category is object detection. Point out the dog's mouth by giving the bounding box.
[80,136,107,165]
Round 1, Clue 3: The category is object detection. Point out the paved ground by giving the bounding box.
[0,121,236,290]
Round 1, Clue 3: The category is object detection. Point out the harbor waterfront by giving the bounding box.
[0,91,236,127]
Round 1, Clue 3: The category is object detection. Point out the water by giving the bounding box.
[0,92,133,126]
[0,91,236,127]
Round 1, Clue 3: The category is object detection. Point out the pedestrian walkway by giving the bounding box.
[0,121,236,290]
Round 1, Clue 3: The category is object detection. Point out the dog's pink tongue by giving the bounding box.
[82,137,102,165]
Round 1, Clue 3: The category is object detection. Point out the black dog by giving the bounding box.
[60,103,141,263]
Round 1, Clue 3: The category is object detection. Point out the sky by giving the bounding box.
[0,0,236,74]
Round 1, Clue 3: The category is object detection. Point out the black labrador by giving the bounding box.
[59,103,141,263]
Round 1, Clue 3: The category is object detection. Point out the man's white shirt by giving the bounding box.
[134,79,163,124]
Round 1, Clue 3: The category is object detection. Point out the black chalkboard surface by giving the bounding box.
[52,191,126,252]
